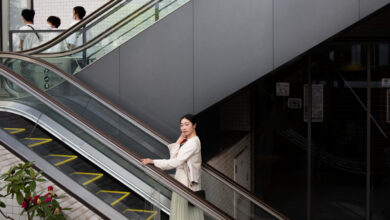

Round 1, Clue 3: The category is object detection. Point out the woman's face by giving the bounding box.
[180,118,196,137]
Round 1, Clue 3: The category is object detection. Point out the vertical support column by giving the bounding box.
[28,0,33,10]
[154,1,160,21]
[2,0,9,51]
[0,1,2,51]
[307,54,312,220]
[250,86,256,218]
[8,31,12,51]
[366,44,371,220]
[83,25,87,65]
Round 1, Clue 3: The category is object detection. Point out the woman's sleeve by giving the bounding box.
[154,141,197,170]
[167,143,180,159]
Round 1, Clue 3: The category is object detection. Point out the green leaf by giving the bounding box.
[36,178,46,182]
[29,168,35,179]
[15,169,23,176]
[0,201,6,208]
[16,191,24,205]
[42,204,51,213]
[37,209,45,217]
[12,184,19,192]
[29,205,38,211]
[14,180,23,185]
[52,200,59,206]
[61,208,71,210]
[25,192,31,200]
[30,181,36,192]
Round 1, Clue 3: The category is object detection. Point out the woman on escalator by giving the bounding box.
[141,114,204,220]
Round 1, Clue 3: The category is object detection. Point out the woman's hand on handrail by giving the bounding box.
[141,158,154,165]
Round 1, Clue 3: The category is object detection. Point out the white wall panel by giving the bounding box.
[360,0,390,18]
[274,0,359,67]
[194,0,273,112]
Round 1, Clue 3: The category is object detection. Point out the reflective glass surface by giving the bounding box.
[371,43,390,220]
[310,44,367,220]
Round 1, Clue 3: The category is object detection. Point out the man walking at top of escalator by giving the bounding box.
[66,6,92,73]
[46,16,67,53]
[18,9,41,51]
[66,6,87,49]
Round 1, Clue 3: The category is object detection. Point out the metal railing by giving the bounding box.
[9,29,65,52]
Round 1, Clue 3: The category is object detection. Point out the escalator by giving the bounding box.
[0,53,287,218]
[0,63,233,219]
[7,0,288,214]
[0,111,162,220]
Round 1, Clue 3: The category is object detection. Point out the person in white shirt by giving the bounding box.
[66,6,93,73]
[66,6,86,49]
[18,9,40,51]
[142,114,204,220]
[46,16,67,53]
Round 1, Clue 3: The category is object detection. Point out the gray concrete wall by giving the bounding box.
[77,0,390,140]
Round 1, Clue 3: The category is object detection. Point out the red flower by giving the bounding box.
[44,196,52,203]
[33,195,40,205]
[45,186,57,197]
[21,197,31,209]
[21,200,28,209]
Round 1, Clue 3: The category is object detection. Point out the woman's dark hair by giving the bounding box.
[47,16,61,28]
[180,114,197,125]
[21,9,35,22]
[73,6,86,19]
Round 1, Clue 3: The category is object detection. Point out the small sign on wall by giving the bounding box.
[276,82,290,96]
[304,84,324,122]
[288,98,302,109]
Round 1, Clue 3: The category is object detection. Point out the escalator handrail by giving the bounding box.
[0,64,233,220]
[0,129,126,220]
[20,0,123,55]
[0,52,289,219]
[85,0,179,61]
[32,0,160,58]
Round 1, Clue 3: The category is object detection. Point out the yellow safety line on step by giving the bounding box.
[24,138,52,147]
[3,128,26,134]
[96,190,130,206]
[70,172,104,186]
[122,209,158,220]
[48,154,78,166]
